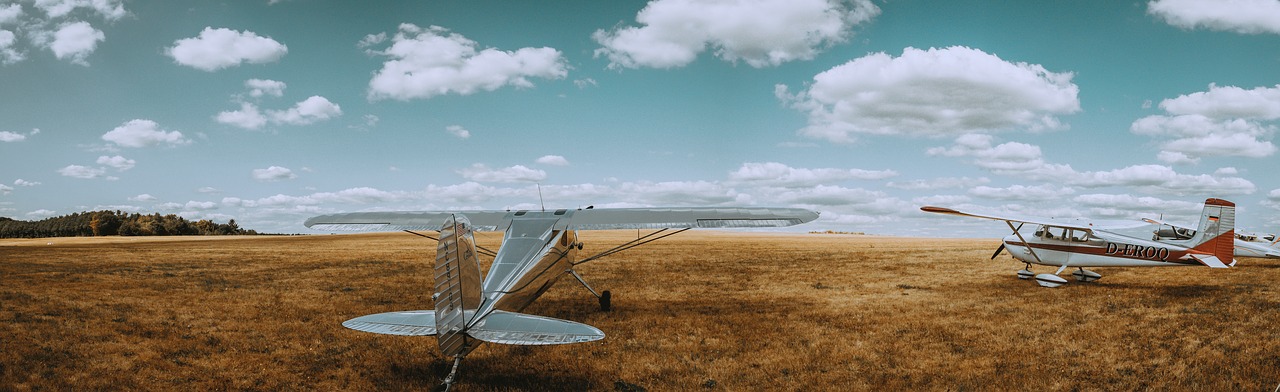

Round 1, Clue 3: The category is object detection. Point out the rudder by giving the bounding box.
[1188,198,1235,267]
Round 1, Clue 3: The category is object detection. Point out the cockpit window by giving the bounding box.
[1045,226,1066,240]
[1070,229,1090,242]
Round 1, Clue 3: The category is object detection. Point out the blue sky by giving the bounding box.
[2,0,1279,236]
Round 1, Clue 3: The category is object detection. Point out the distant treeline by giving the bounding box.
[0,211,258,238]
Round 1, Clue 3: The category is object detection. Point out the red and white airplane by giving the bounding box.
[921,198,1237,288]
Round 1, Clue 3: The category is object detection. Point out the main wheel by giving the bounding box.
[599,290,612,312]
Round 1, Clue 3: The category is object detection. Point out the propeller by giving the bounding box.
[990,243,1006,260]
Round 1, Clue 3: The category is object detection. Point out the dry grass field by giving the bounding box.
[2,232,1278,391]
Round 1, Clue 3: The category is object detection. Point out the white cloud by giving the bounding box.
[58,164,105,179]
[129,194,156,202]
[252,166,296,182]
[778,46,1080,142]
[0,130,24,142]
[365,24,568,101]
[31,0,126,20]
[593,0,879,69]
[727,162,896,187]
[1,29,23,65]
[101,119,190,148]
[167,27,287,71]
[535,155,569,166]
[0,4,22,25]
[14,179,39,186]
[1072,193,1201,213]
[969,184,1074,201]
[1149,0,1280,34]
[928,135,1257,195]
[215,103,268,130]
[27,209,57,218]
[268,96,342,125]
[245,78,286,97]
[96,155,134,171]
[1131,85,1279,161]
[49,21,103,65]
[218,96,342,129]
[197,187,219,194]
[764,185,885,206]
[615,180,743,205]
[457,164,547,183]
[446,125,470,139]
[0,184,10,195]
[887,177,990,190]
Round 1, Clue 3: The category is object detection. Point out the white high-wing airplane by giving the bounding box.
[1143,218,1280,259]
[920,198,1237,288]
[304,206,818,389]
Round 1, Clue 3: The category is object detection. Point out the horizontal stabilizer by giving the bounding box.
[1186,254,1230,269]
[468,310,604,345]
[342,310,437,336]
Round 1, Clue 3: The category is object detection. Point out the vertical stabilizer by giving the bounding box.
[434,214,484,357]
[1188,198,1235,267]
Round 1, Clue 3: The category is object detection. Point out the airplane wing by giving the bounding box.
[304,210,513,232]
[306,207,818,232]
[921,206,1146,231]
[566,207,818,230]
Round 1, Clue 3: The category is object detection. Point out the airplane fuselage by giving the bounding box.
[1002,228,1202,268]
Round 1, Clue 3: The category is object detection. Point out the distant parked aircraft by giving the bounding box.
[305,206,818,389]
[1142,217,1280,259]
[920,198,1236,288]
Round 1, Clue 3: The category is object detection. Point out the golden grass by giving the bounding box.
[2,232,1278,391]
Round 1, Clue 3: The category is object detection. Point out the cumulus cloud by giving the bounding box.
[32,0,126,20]
[96,155,134,171]
[778,46,1080,142]
[1,29,23,65]
[0,184,10,195]
[593,0,879,69]
[1148,0,1280,34]
[727,162,896,187]
[969,184,1074,201]
[101,119,190,148]
[50,21,103,65]
[57,164,105,179]
[246,78,286,97]
[446,125,470,139]
[217,96,342,130]
[215,103,268,130]
[14,179,39,186]
[887,177,990,190]
[535,155,569,166]
[129,194,156,202]
[457,164,547,183]
[365,24,568,101]
[1072,193,1201,214]
[252,166,296,182]
[928,135,1257,195]
[269,96,342,125]
[0,130,24,142]
[1131,84,1279,162]
[167,27,287,71]
[0,4,22,24]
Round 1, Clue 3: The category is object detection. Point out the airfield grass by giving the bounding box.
[1,232,1278,391]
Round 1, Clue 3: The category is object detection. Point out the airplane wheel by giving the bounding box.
[599,290,612,312]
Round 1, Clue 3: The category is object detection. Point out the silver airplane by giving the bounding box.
[304,206,818,389]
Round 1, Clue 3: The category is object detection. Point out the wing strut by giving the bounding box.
[404,230,498,258]
[1006,221,1048,266]
[574,228,690,266]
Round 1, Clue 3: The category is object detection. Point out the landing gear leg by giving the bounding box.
[569,269,611,311]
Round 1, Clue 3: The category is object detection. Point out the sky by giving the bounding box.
[2,0,1279,237]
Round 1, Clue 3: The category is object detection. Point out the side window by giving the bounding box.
[1070,229,1089,242]
[1046,226,1066,240]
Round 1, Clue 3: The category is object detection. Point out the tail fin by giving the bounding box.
[1186,198,1235,268]
[434,214,484,357]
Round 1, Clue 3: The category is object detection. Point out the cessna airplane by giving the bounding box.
[1144,218,1280,259]
[920,198,1236,288]
[304,206,818,389]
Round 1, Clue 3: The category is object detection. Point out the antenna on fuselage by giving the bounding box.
[537,183,545,212]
